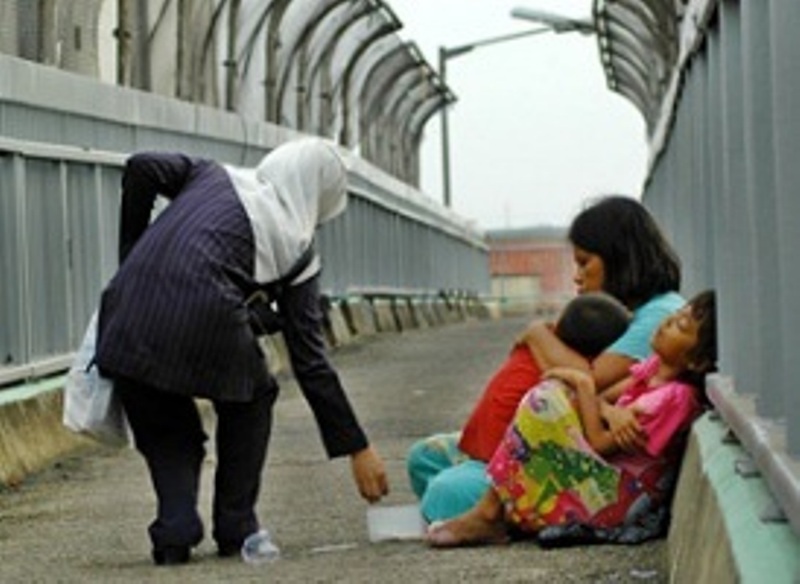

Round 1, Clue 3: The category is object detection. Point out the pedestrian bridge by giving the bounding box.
[2,1,800,581]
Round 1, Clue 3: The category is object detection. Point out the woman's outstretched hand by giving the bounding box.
[350,446,389,503]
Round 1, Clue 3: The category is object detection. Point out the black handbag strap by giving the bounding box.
[263,242,316,298]
[235,241,315,308]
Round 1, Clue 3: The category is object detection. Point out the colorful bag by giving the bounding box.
[63,312,130,447]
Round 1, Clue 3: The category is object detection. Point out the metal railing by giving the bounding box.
[0,55,489,389]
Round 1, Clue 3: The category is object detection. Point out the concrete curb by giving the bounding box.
[0,378,90,487]
[342,297,378,337]
[324,301,353,347]
[410,299,433,329]
[668,413,800,582]
[391,298,416,331]
[371,298,398,333]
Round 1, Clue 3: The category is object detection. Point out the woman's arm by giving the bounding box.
[518,322,589,372]
[591,352,637,391]
[278,276,369,457]
[279,276,388,502]
[519,322,635,390]
[119,152,195,262]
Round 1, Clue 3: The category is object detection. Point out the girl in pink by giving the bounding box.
[427,290,717,547]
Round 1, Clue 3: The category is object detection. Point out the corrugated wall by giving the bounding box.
[598,0,800,535]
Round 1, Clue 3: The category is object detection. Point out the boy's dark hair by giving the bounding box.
[678,289,718,391]
[568,195,681,310]
[555,292,631,358]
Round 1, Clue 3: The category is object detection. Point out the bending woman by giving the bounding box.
[96,139,388,566]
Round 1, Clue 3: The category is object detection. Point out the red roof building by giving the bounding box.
[486,227,574,315]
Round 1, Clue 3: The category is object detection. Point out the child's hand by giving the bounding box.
[545,367,595,393]
[602,405,646,452]
[350,446,389,503]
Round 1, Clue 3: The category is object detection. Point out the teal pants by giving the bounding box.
[406,432,490,522]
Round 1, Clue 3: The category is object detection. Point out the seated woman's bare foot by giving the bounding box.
[426,510,509,548]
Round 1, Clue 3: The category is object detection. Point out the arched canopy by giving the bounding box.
[594,0,680,134]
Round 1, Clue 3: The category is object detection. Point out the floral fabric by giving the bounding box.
[487,366,701,542]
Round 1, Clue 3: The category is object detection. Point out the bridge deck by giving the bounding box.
[0,317,665,583]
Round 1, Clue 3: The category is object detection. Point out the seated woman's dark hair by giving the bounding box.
[568,195,681,309]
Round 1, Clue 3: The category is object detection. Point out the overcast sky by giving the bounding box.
[387,0,649,229]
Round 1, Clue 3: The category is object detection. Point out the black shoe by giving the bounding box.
[217,542,241,558]
[152,546,191,566]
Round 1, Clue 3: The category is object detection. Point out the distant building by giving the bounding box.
[486,226,574,315]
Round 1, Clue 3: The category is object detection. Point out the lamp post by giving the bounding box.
[439,9,594,208]
[510,7,594,34]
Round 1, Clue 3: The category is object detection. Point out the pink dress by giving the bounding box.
[486,356,702,543]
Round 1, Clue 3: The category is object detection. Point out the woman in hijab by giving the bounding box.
[95,138,388,566]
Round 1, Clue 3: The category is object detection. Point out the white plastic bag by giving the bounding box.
[63,312,130,447]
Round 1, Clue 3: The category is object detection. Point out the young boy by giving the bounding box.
[408,292,631,522]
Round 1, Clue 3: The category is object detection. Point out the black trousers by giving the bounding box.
[116,376,278,550]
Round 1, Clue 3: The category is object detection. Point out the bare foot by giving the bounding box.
[426,511,509,548]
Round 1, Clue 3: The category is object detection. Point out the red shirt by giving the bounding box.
[458,345,543,461]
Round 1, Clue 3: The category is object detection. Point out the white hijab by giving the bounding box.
[224,137,348,285]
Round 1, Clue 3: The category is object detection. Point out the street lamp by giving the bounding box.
[510,7,594,34]
[439,9,595,208]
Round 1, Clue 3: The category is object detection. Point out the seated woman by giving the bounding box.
[427,291,717,547]
[407,195,684,522]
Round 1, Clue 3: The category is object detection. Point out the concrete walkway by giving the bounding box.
[0,317,667,583]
